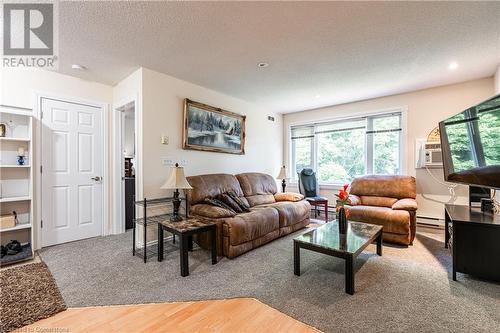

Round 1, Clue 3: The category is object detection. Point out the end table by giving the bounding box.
[158,218,217,277]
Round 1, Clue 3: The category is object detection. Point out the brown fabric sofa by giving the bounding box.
[346,175,418,246]
[185,172,311,258]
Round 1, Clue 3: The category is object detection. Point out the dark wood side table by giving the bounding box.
[158,218,217,277]
[444,204,500,282]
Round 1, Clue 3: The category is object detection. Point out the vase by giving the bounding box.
[338,207,347,234]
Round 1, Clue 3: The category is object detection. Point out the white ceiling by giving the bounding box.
[57,1,500,113]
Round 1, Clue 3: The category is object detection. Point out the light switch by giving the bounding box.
[161,136,169,145]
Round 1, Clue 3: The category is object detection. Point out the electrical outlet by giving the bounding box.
[161,158,173,166]
[161,136,169,145]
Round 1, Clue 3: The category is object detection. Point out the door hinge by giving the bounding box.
[41,220,43,228]
[40,110,43,119]
[40,165,43,173]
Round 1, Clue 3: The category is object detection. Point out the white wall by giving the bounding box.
[123,113,135,157]
[495,65,500,94]
[283,77,495,219]
[0,68,114,248]
[141,67,283,198]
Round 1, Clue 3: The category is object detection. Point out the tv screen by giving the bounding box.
[439,94,500,189]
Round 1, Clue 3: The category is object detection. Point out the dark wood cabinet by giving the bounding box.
[445,204,500,282]
[124,177,135,230]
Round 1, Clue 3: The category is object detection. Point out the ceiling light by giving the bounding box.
[448,62,458,70]
[71,64,87,70]
[257,62,269,68]
[315,94,321,99]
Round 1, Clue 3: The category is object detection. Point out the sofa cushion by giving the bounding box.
[246,194,276,207]
[186,174,244,205]
[191,204,236,218]
[266,200,310,228]
[346,205,410,235]
[274,192,304,202]
[236,173,277,207]
[222,207,279,245]
[360,196,398,208]
[350,175,416,199]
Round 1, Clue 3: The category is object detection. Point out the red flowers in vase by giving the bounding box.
[335,184,351,219]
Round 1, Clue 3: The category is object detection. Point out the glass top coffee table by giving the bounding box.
[293,220,383,295]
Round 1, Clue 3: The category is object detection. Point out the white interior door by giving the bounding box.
[41,98,103,247]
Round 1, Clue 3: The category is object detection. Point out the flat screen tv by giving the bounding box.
[439,94,500,189]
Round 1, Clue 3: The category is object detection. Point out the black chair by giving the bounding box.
[297,168,329,222]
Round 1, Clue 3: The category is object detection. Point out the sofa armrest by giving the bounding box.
[392,198,418,211]
[348,194,361,206]
[274,192,304,202]
[190,204,236,218]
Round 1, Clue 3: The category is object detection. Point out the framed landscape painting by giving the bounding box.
[183,99,246,154]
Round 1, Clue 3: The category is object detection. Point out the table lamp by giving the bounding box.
[161,163,192,222]
[276,165,287,192]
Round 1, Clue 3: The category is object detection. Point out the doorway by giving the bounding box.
[41,97,105,247]
[118,102,136,231]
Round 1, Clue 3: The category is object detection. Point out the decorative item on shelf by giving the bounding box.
[17,147,26,165]
[0,123,5,137]
[335,184,350,234]
[0,211,17,230]
[160,163,193,222]
[276,165,287,192]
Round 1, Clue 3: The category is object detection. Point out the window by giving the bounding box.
[291,112,403,184]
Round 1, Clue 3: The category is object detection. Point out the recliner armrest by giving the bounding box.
[392,198,418,211]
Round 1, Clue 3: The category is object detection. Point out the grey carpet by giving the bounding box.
[40,225,500,333]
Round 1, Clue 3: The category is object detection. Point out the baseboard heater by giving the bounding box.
[416,215,444,228]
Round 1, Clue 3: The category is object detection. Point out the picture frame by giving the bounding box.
[183,98,246,155]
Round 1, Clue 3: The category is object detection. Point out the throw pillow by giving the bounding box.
[274,192,305,202]
[204,198,236,214]
[227,190,251,211]
[218,193,243,213]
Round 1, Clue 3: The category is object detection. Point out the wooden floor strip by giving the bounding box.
[19,298,320,333]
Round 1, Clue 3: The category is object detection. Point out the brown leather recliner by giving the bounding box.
[346,175,418,246]
[185,173,310,258]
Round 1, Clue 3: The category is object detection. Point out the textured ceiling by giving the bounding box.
[56,1,500,113]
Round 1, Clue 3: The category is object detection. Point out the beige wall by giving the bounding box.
[141,67,283,198]
[495,65,500,94]
[0,68,112,109]
[283,77,495,219]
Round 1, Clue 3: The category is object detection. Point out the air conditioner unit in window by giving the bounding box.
[416,139,443,168]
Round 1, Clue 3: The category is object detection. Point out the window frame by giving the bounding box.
[289,107,407,186]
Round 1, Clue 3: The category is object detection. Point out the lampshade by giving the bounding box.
[276,166,287,180]
[160,164,193,190]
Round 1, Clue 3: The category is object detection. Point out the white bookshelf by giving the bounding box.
[0,108,34,266]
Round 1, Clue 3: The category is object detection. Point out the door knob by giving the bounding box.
[91,176,102,181]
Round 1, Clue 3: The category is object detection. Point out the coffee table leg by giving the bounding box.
[294,241,300,276]
[210,227,217,265]
[376,233,382,256]
[345,255,354,295]
[158,226,164,262]
[187,235,193,252]
[324,202,328,222]
[179,235,189,277]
